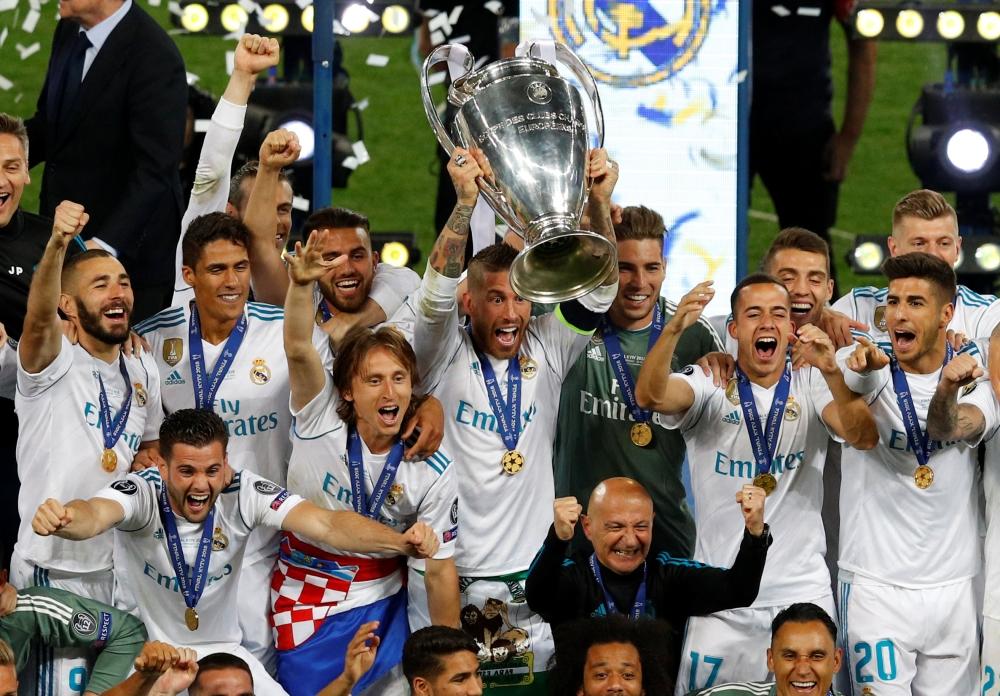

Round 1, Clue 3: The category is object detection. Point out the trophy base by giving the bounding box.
[509,226,617,304]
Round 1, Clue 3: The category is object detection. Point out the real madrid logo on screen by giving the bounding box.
[548,0,714,87]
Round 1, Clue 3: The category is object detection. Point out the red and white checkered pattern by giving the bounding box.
[270,557,354,650]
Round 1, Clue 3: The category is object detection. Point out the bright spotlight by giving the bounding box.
[180,3,209,32]
[220,4,248,32]
[853,242,885,272]
[945,128,991,174]
[301,5,314,32]
[341,3,374,33]
[279,118,315,162]
[978,11,1000,41]
[380,241,410,267]
[261,4,290,32]
[975,243,1000,272]
[856,9,885,38]
[936,10,964,39]
[896,9,924,38]
[381,5,410,33]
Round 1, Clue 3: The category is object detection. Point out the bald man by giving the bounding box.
[525,477,771,632]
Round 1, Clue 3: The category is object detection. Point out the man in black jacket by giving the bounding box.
[25,0,187,320]
[525,477,770,630]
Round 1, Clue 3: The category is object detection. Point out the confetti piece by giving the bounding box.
[426,70,446,86]
[194,119,211,133]
[16,41,39,58]
[0,75,12,91]
[294,0,310,8]
[14,92,22,102]
[167,1,182,15]
[292,195,309,212]
[21,8,39,32]
[27,0,37,9]
[450,33,471,45]
[352,141,370,165]
[341,156,359,170]
[186,71,200,84]
[354,97,369,111]
[238,0,259,13]
[733,70,747,84]
[225,50,235,75]
[0,0,17,12]
[365,54,388,67]
[147,0,161,5]
[0,28,8,47]
[485,0,502,13]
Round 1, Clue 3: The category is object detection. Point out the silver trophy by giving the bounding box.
[421,42,616,304]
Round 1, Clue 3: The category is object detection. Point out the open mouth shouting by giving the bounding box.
[495,325,519,349]
[0,192,10,211]
[893,327,917,353]
[103,304,129,324]
[186,492,210,515]
[790,301,813,325]
[377,404,401,428]
[754,335,779,361]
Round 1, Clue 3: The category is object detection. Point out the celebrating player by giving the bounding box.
[836,252,993,694]
[635,273,876,693]
[31,409,440,696]
[269,230,457,696]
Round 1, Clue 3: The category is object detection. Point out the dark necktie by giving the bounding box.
[59,30,91,117]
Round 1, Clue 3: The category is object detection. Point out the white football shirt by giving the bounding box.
[14,337,163,573]
[658,365,836,606]
[95,468,302,646]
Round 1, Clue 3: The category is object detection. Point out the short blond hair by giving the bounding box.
[0,638,14,666]
[892,189,957,230]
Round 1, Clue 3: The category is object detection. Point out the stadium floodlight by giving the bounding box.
[301,5,314,32]
[382,5,410,33]
[975,242,1000,272]
[979,11,1000,40]
[849,2,1000,42]
[170,0,414,36]
[341,3,376,33]
[220,4,249,32]
[278,117,316,162]
[936,10,964,39]
[261,4,290,32]
[371,233,420,268]
[944,127,993,174]
[180,3,209,32]
[849,237,888,274]
[856,9,885,37]
[896,9,924,38]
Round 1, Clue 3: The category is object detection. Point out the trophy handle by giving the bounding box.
[420,45,473,156]
[522,41,605,148]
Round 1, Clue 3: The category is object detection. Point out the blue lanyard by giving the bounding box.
[469,334,522,451]
[588,554,647,619]
[735,358,791,476]
[188,306,247,410]
[347,426,405,518]
[602,302,663,424]
[156,482,214,615]
[318,300,333,322]
[889,344,953,466]
[96,353,133,451]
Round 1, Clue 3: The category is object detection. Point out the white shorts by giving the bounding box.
[838,575,978,696]
[10,550,114,696]
[675,593,838,696]
[981,616,1000,695]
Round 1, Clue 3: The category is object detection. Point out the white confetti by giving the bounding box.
[0,28,8,46]
[238,0,259,13]
[292,195,309,211]
[186,71,200,84]
[771,5,790,16]
[14,92,22,102]
[333,19,348,35]
[194,119,211,133]
[167,1,182,15]
[294,0,309,8]
[352,140,370,165]
[426,70,446,86]
[354,97,369,111]
[365,53,389,67]
[21,8,39,32]
[225,50,235,75]
[449,34,471,45]
[0,0,17,12]
[16,41,39,58]
[0,75,12,91]
[27,0,37,10]
[733,70,748,84]
[341,156,359,170]
[485,1,502,14]
[147,0,161,5]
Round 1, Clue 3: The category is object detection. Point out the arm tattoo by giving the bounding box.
[927,389,960,440]
[446,204,474,236]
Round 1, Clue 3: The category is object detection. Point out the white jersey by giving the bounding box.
[14,337,164,573]
[658,365,835,606]
[286,373,457,609]
[405,268,616,576]
[835,345,994,588]
[135,301,331,486]
[95,468,302,647]
[311,263,421,330]
[833,284,1000,340]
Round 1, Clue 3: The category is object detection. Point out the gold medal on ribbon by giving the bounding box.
[725,378,740,405]
[101,449,118,473]
[501,450,525,475]
[630,422,653,447]
[914,465,934,489]
[753,472,777,496]
[185,607,199,631]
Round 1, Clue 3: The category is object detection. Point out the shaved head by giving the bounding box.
[588,477,652,515]
[583,478,654,575]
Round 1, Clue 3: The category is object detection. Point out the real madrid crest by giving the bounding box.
[519,356,537,379]
[212,526,228,551]
[250,358,271,385]
[873,306,887,332]
[163,338,183,366]
[725,378,739,405]
[784,396,800,421]
[134,382,147,407]
[386,483,404,506]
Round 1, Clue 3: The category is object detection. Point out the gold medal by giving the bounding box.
[753,472,777,496]
[185,607,199,631]
[725,378,739,405]
[501,450,525,475]
[101,449,118,473]
[914,465,934,489]
[630,422,653,447]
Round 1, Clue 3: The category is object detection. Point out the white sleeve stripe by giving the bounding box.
[14,598,72,622]
[16,594,74,617]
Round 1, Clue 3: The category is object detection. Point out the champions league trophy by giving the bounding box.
[420,41,617,304]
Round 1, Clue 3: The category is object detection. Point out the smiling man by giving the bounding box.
[635,274,877,694]
[31,408,440,696]
[686,603,844,696]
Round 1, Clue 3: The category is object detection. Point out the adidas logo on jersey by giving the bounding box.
[722,410,741,425]
[586,344,605,362]
[165,370,186,386]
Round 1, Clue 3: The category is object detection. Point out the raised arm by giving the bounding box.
[32,497,125,541]
[242,129,301,304]
[284,230,343,411]
[635,281,715,414]
[927,353,987,442]
[524,497,587,625]
[424,558,460,627]
[427,147,489,278]
[21,202,89,374]
[796,323,879,450]
[583,148,619,286]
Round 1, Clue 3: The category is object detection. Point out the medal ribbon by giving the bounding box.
[318,300,333,322]
[602,302,663,425]
[469,334,522,451]
[156,482,214,617]
[889,344,953,467]
[735,358,791,477]
[346,425,405,518]
[96,353,133,452]
[188,306,247,410]
[588,554,647,620]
